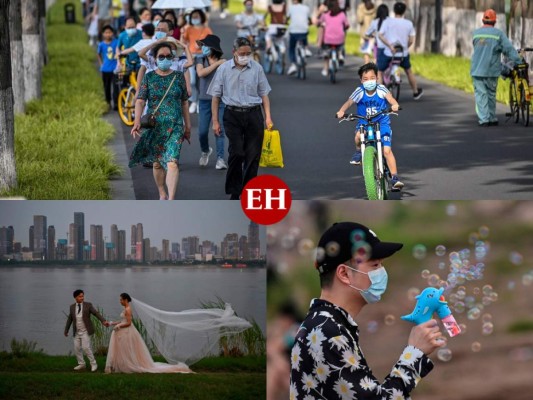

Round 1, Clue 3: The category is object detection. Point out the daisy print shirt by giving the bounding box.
[290,299,434,400]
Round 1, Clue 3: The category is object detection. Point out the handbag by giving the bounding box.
[140,74,178,129]
[259,128,284,168]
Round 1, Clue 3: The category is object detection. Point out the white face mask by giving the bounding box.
[343,264,388,304]
[236,55,250,65]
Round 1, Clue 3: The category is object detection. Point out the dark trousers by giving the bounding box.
[102,72,118,107]
[223,107,264,196]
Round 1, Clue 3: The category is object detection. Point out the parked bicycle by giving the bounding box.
[338,108,399,200]
[504,47,532,127]
[382,45,403,100]
[116,56,138,127]
[263,27,287,75]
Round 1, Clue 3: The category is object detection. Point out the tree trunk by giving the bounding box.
[414,0,436,53]
[38,0,47,66]
[22,0,42,102]
[440,0,476,57]
[9,0,24,114]
[0,0,18,192]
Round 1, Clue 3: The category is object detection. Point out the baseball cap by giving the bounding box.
[315,222,403,274]
[482,9,496,23]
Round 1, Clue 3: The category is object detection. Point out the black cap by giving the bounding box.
[315,222,403,274]
[197,34,223,54]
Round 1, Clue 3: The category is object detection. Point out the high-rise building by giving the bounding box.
[110,224,118,261]
[0,226,14,256]
[201,240,213,260]
[68,223,75,260]
[74,212,85,261]
[131,225,137,259]
[182,236,199,259]
[29,225,34,251]
[239,235,249,260]
[142,238,150,263]
[162,239,169,261]
[136,223,144,262]
[47,226,56,260]
[117,230,126,261]
[105,242,115,262]
[33,215,47,260]
[248,221,260,260]
[171,242,180,260]
[56,239,68,260]
[181,237,189,259]
[221,233,239,260]
[150,246,158,261]
[90,225,104,261]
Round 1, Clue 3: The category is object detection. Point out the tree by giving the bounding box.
[22,0,42,102]
[9,0,25,114]
[0,0,18,192]
[38,0,47,66]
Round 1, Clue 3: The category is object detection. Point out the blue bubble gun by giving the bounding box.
[401,287,461,337]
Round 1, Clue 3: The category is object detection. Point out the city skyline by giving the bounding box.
[0,201,266,251]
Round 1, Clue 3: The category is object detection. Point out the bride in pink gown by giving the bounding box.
[105,293,192,374]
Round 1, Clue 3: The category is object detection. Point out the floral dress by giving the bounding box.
[290,299,434,400]
[129,71,188,170]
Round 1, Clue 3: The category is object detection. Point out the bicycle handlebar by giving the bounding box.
[336,107,401,123]
[518,48,533,52]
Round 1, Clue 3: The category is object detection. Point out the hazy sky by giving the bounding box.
[0,201,266,250]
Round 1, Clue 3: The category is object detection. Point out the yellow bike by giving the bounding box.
[507,47,532,127]
[116,56,138,126]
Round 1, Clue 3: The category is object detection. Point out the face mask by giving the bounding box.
[126,28,137,37]
[345,265,388,304]
[363,80,377,91]
[154,31,167,40]
[201,46,211,56]
[141,19,150,25]
[153,20,160,27]
[236,55,250,65]
[157,58,173,71]
[245,5,253,11]
[191,18,201,26]
[185,15,190,24]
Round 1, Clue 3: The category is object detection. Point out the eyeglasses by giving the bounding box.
[157,55,173,61]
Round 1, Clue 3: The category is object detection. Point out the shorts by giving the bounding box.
[356,123,392,147]
[377,53,411,72]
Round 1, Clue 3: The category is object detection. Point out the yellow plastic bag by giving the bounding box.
[259,129,284,168]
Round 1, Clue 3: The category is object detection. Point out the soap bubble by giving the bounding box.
[353,242,371,262]
[350,229,366,243]
[407,287,421,301]
[289,227,301,237]
[454,302,465,313]
[384,314,396,326]
[446,204,457,216]
[325,241,340,257]
[468,233,479,244]
[464,296,476,309]
[482,322,494,336]
[438,262,446,270]
[522,274,533,286]
[421,269,430,279]
[437,348,452,362]
[413,244,427,260]
[482,285,493,296]
[473,287,480,295]
[315,247,326,263]
[467,307,481,320]
[459,323,467,334]
[281,234,296,250]
[507,280,516,290]
[478,226,490,238]
[298,239,315,256]
[456,288,466,300]
[482,313,492,323]
[267,229,278,245]
[509,251,523,265]
[428,274,440,287]
[435,245,447,257]
[367,320,378,333]
[471,342,482,352]
[489,292,498,302]
[482,296,492,306]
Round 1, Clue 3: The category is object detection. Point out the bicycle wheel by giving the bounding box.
[118,88,135,126]
[392,81,400,101]
[263,53,272,74]
[519,83,530,127]
[296,46,306,80]
[509,80,519,123]
[329,59,336,84]
[362,146,383,200]
[275,52,284,75]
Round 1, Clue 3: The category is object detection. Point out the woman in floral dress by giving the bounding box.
[129,42,191,200]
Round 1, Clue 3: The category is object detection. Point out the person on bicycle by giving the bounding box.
[264,0,287,55]
[378,2,423,100]
[364,3,389,78]
[471,9,521,127]
[318,0,349,77]
[335,63,404,190]
[116,16,142,73]
[286,0,312,76]
[235,0,264,40]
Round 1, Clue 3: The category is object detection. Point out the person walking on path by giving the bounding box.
[356,0,376,63]
[471,8,521,127]
[207,37,273,200]
[196,35,228,170]
[129,42,191,200]
[97,25,119,110]
[290,222,444,399]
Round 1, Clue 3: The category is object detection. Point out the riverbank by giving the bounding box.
[0,353,265,400]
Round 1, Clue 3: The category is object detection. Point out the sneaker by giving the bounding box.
[189,102,197,114]
[321,68,328,77]
[220,11,227,19]
[215,158,228,170]
[74,364,86,371]
[349,151,362,165]
[413,88,424,100]
[304,48,313,57]
[199,147,213,167]
[287,64,297,75]
[488,120,499,126]
[91,364,98,372]
[391,175,404,190]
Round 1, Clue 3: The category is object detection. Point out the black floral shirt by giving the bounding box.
[290,299,434,400]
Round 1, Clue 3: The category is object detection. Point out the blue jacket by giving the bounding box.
[470,25,521,78]
[117,30,142,70]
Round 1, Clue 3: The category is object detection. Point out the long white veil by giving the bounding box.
[130,297,252,366]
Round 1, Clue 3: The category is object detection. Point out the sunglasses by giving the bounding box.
[157,54,173,61]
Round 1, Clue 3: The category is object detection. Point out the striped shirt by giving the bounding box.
[207,58,271,107]
[349,84,391,125]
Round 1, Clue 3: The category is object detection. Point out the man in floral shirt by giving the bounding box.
[290,222,445,400]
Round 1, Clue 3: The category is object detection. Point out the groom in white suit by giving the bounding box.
[64,289,109,372]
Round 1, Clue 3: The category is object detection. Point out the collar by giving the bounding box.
[310,298,358,327]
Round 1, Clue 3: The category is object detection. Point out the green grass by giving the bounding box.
[507,319,533,333]
[1,0,120,199]
[0,353,265,400]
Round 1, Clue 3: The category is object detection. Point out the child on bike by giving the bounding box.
[335,62,403,190]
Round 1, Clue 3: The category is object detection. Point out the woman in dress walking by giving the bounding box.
[129,41,191,200]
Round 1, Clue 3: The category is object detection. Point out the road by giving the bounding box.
[115,11,533,200]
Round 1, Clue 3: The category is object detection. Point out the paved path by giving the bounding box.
[112,11,533,200]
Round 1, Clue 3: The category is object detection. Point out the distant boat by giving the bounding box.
[221,263,233,268]
[235,263,247,268]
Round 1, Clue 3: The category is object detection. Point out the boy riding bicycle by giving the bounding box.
[335,62,404,190]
